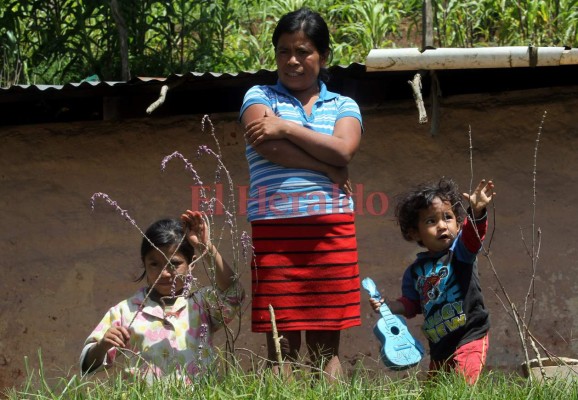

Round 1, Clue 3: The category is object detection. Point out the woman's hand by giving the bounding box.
[326,165,352,196]
[244,109,289,147]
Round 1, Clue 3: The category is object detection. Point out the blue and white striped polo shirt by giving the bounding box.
[240,80,362,222]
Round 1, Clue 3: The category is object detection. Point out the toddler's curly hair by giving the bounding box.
[395,178,466,244]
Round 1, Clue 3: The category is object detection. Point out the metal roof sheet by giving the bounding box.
[1,62,576,126]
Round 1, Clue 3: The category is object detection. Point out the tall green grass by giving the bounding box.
[5,354,578,400]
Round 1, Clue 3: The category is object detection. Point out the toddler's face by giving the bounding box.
[412,197,460,253]
[144,244,189,296]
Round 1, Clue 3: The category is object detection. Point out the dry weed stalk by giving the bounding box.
[464,112,561,382]
[235,347,351,384]
[268,305,284,368]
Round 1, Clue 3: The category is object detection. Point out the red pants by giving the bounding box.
[429,334,489,384]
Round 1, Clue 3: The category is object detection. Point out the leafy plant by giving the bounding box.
[1,1,577,86]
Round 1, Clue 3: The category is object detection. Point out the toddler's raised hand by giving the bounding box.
[463,179,495,217]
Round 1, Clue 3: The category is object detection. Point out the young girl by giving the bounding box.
[80,210,244,382]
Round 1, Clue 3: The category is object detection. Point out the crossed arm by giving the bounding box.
[241,103,362,194]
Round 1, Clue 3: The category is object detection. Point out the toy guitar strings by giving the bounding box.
[362,277,425,370]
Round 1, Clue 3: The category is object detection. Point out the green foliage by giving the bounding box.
[433,0,578,47]
[0,0,577,86]
[5,353,578,400]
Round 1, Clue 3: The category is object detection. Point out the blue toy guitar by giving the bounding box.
[362,277,425,370]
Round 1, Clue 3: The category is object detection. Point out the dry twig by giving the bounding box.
[408,73,428,124]
[146,85,169,114]
[269,304,284,367]
[465,115,552,381]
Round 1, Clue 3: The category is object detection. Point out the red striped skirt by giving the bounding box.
[250,213,361,332]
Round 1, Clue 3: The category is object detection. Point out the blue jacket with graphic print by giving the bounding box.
[398,212,490,361]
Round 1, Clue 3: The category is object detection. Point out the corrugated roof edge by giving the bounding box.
[1,61,576,126]
[0,67,290,93]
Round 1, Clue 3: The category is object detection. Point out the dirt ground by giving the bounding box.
[1,86,578,390]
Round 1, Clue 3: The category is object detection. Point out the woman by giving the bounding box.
[240,7,363,380]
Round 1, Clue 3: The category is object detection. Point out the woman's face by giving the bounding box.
[144,244,189,296]
[275,30,327,98]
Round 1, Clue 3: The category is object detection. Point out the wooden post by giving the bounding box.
[110,0,130,81]
[422,0,434,51]
[423,0,440,135]
[430,72,441,136]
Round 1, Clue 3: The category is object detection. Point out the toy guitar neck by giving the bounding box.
[362,277,424,370]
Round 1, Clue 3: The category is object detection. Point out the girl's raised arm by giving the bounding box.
[181,210,237,292]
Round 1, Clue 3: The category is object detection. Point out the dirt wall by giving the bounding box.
[1,86,578,389]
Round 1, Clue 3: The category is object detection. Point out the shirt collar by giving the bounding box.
[415,235,460,260]
[272,80,338,102]
[131,287,187,320]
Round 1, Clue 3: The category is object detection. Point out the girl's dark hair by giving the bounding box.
[395,178,466,244]
[272,7,331,82]
[135,218,194,282]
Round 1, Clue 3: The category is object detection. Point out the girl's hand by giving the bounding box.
[244,109,289,146]
[463,179,495,217]
[181,210,209,249]
[100,326,131,350]
[182,210,235,292]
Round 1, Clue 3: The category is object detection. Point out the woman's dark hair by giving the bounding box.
[272,7,331,82]
[395,178,466,245]
[135,218,194,282]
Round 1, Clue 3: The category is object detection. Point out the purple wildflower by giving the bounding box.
[201,115,215,136]
[199,322,208,340]
[203,197,216,214]
[240,231,253,260]
[196,145,210,157]
[161,151,203,185]
[196,144,220,160]
[182,274,196,298]
[90,192,137,226]
[224,210,234,226]
[170,278,177,298]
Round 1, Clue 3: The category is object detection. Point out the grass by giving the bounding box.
[4,355,578,400]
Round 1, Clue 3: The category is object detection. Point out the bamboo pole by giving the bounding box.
[366,47,578,72]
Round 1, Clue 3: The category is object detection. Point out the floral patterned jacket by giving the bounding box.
[80,283,244,382]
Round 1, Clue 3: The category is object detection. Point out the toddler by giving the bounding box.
[370,178,494,384]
